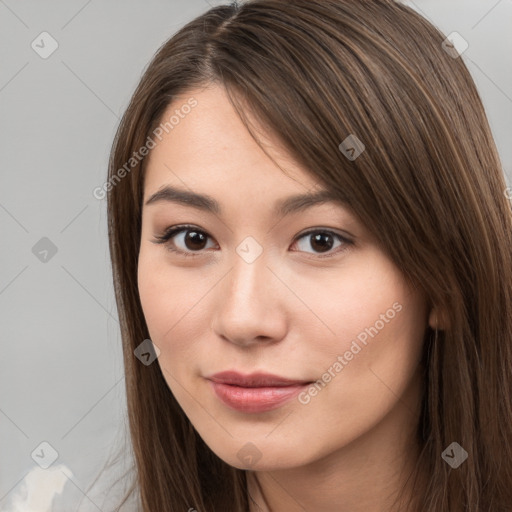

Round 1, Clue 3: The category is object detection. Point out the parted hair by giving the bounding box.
[97,1,512,510]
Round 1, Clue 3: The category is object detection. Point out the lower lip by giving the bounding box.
[208,380,309,413]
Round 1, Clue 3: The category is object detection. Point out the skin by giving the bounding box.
[137,83,440,511]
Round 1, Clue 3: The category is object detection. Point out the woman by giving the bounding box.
[102,0,512,510]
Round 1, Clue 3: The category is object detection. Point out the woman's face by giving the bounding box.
[138,84,429,471]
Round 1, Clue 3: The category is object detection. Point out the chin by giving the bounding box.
[204,437,311,472]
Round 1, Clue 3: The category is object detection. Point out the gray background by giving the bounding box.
[1,0,510,510]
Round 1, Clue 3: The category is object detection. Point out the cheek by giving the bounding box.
[137,251,212,373]
[291,282,427,454]
[295,264,407,355]
[137,255,169,339]
[301,260,427,393]
[137,251,188,349]
[334,294,426,419]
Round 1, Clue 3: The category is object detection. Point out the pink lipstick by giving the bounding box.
[206,371,312,413]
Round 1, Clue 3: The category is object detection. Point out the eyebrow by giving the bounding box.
[144,185,347,217]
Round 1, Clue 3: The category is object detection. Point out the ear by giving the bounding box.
[428,307,448,331]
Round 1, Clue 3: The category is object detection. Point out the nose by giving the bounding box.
[211,252,288,348]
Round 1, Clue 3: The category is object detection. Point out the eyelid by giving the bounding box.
[152,224,217,258]
[152,224,354,258]
[290,228,353,259]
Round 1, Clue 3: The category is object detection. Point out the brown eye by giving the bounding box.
[182,230,208,251]
[310,232,334,253]
[154,225,352,259]
[153,225,216,257]
[292,229,351,257]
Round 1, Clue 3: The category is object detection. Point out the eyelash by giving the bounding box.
[152,224,353,259]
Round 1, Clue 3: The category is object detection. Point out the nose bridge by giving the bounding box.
[226,233,271,302]
[225,245,271,314]
[211,240,287,345]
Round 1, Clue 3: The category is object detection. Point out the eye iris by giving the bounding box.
[310,233,333,253]
[185,230,207,251]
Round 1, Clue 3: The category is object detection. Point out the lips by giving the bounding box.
[206,371,313,413]
[208,370,313,387]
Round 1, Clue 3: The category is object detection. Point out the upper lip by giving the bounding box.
[207,371,312,388]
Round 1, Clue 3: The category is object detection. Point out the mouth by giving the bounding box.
[206,371,313,413]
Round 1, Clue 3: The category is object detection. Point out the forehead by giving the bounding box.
[143,84,322,202]
[140,86,371,241]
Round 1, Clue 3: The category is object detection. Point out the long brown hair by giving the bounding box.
[99,0,512,510]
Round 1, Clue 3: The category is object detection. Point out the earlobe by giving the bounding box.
[428,308,447,331]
